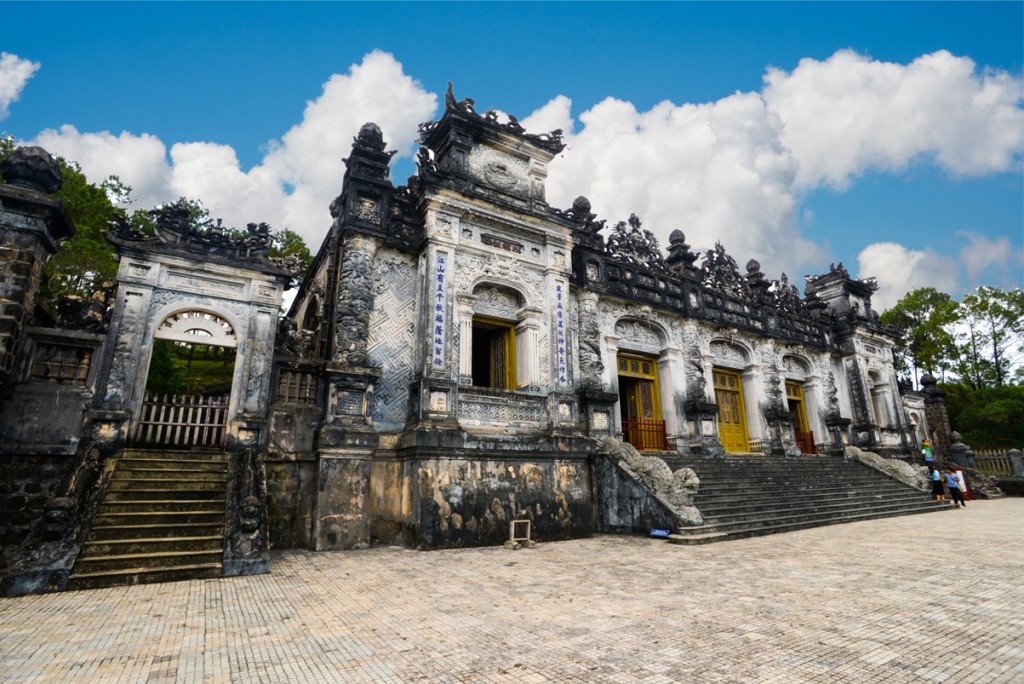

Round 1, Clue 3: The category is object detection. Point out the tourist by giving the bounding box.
[929,467,944,502]
[953,466,972,501]
[944,467,966,508]
[921,439,934,465]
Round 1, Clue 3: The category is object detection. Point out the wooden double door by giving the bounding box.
[714,369,749,453]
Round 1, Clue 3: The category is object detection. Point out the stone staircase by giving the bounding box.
[660,455,949,544]
[68,449,227,590]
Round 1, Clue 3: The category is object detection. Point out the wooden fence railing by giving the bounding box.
[622,419,668,451]
[132,393,229,449]
[973,450,1016,475]
[795,431,817,455]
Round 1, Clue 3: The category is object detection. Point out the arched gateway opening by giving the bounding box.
[131,310,238,449]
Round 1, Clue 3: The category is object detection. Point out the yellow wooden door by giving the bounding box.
[714,369,749,453]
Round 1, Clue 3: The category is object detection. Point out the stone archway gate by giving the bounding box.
[91,220,294,452]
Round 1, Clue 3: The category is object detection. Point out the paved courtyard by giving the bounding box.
[1,498,1022,684]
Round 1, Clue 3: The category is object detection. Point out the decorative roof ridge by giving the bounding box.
[417,82,566,154]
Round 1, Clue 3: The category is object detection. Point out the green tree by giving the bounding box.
[270,227,313,274]
[944,383,1024,449]
[951,286,1024,389]
[879,287,958,387]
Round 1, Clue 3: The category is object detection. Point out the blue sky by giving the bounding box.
[1,1,1021,310]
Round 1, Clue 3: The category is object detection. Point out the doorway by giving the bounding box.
[786,381,816,454]
[617,353,666,450]
[132,310,238,449]
[714,369,749,453]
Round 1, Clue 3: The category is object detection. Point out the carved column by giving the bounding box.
[456,294,477,381]
[657,346,684,451]
[516,306,542,389]
[333,233,380,366]
[603,333,622,435]
[576,291,604,387]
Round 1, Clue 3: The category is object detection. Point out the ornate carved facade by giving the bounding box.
[0,87,922,577]
[277,84,916,551]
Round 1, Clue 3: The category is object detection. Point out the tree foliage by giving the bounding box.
[1,141,313,307]
[943,383,1024,449]
[950,286,1024,389]
[879,287,958,383]
[883,286,1024,390]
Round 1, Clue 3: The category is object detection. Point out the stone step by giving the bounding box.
[73,549,223,574]
[698,494,940,525]
[104,487,226,500]
[669,502,949,545]
[109,468,227,481]
[692,479,909,493]
[79,535,223,556]
[66,563,223,591]
[688,498,945,535]
[697,491,930,517]
[92,509,226,527]
[70,450,231,590]
[86,522,223,541]
[98,499,227,514]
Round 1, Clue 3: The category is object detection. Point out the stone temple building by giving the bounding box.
[0,86,939,593]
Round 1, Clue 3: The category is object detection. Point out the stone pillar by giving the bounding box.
[576,291,604,386]
[603,333,622,436]
[456,294,477,381]
[0,148,73,393]
[516,306,542,389]
[921,373,952,463]
[657,346,684,449]
[333,233,380,366]
[1009,449,1024,477]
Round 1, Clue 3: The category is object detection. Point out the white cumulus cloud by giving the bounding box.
[856,242,960,311]
[528,49,1022,292]
[0,52,40,121]
[956,230,1023,285]
[763,49,1024,189]
[27,51,436,248]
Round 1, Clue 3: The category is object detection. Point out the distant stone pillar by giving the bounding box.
[1009,449,1024,477]
[516,306,542,389]
[456,295,477,381]
[921,373,951,463]
[0,147,74,393]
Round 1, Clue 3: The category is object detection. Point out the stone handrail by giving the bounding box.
[2,439,117,595]
[223,447,270,576]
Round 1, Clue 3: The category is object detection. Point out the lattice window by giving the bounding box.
[30,343,92,384]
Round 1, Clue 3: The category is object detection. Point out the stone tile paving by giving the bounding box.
[2,499,1023,683]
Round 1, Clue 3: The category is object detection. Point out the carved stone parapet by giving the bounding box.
[682,400,724,456]
[579,388,618,438]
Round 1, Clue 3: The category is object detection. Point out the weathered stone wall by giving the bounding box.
[0,454,72,571]
[413,455,593,548]
[265,459,315,549]
[313,455,372,550]
[369,453,412,546]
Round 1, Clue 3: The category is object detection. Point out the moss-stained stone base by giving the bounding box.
[313,454,371,550]
[265,459,315,549]
[0,454,73,572]
[413,456,593,549]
